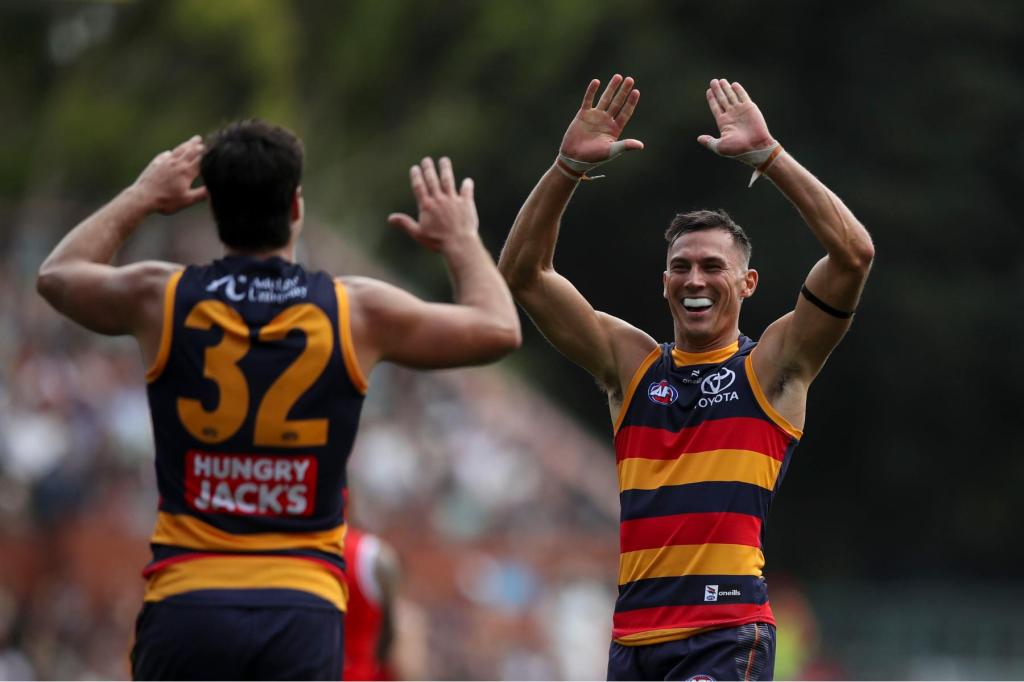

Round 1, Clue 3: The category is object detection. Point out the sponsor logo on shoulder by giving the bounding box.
[647,380,679,406]
[704,584,719,602]
[697,367,739,409]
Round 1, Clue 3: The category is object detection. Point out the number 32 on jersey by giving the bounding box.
[176,300,332,448]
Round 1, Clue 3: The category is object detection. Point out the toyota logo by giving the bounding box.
[700,368,736,395]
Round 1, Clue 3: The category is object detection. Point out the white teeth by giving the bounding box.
[683,297,713,309]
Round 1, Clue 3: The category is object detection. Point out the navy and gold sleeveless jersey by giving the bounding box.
[611,336,801,646]
[143,255,367,612]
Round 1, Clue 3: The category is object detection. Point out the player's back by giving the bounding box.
[142,254,368,611]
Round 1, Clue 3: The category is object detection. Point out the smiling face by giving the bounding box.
[663,228,758,351]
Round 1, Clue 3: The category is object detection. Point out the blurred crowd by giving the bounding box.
[0,213,622,680]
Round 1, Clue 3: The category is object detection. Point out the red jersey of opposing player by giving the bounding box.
[343,528,398,680]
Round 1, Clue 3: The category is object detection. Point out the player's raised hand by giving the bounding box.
[558,75,644,172]
[389,156,478,253]
[133,135,208,214]
[698,79,781,186]
[697,79,777,158]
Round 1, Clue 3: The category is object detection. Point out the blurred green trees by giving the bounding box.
[3,0,1023,580]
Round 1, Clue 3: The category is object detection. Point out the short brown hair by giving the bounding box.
[664,209,752,266]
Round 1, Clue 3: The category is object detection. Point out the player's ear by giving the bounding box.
[662,270,669,299]
[291,186,304,223]
[741,268,758,298]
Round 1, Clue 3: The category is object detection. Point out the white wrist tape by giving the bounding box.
[705,140,783,187]
[556,140,629,181]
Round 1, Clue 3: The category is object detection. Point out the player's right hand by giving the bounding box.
[388,156,478,254]
[559,75,644,162]
[132,135,208,215]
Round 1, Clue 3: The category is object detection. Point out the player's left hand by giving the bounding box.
[697,79,776,158]
[132,135,208,215]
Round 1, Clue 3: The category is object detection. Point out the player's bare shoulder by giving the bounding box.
[336,275,407,324]
[596,311,658,402]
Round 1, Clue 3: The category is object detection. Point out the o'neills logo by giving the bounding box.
[185,451,317,517]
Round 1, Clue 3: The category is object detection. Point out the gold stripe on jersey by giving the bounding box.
[615,625,721,646]
[146,269,184,383]
[619,543,766,585]
[334,280,368,395]
[613,346,662,435]
[617,449,783,493]
[151,512,346,557]
[671,340,740,367]
[744,353,803,439]
[144,555,349,611]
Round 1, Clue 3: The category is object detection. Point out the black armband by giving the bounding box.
[800,284,855,319]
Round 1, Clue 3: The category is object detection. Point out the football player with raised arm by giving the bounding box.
[37,121,520,680]
[499,76,873,680]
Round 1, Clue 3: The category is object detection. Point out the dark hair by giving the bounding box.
[200,119,304,251]
[664,209,752,265]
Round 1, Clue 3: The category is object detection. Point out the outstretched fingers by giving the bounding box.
[705,86,723,116]
[388,212,421,239]
[420,157,441,196]
[697,134,720,153]
[608,76,635,119]
[720,79,740,105]
[581,79,601,110]
[732,81,750,103]
[596,73,624,111]
[614,88,641,129]
[460,177,474,200]
[408,164,429,205]
[709,79,731,112]
[438,156,456,194]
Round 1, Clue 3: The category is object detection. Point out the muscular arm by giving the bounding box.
[36,136,206,364]
[759,150,874,372]
[498,76,656,402]
[699,79,874,424]
[347,157,521,372]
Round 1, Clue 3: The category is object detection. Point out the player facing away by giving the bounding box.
[499,76,873,680]
[36,120,520,680]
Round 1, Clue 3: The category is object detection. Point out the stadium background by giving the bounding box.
[1,0,1022,678]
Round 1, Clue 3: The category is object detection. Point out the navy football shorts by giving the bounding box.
[607,622,776,681]
[130,590,344,680]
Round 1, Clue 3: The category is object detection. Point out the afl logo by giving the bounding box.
[700,368,736,395]
[647,380,679,405]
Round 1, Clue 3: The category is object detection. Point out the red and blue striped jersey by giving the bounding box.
[143,255,368,611]
[611,336,801,645]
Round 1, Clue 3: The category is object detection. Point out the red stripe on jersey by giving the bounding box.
[612,601,775,637]
[619,512,762,553]
[614,418,791,464]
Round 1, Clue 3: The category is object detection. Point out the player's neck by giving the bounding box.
[223,243,296,263]
[673,327,740,354]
